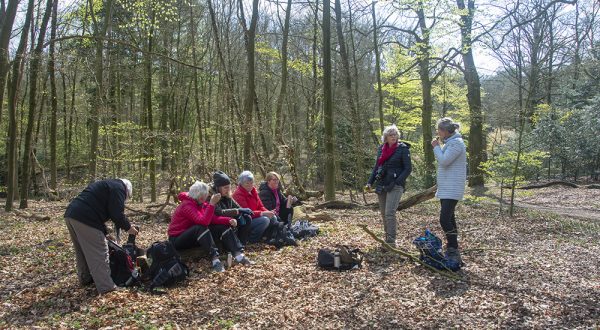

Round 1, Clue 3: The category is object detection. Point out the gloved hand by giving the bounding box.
[238,208,253,216]
[237,213,252,226]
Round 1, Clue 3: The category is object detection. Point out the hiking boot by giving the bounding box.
[446,247,462,265]
[212,260,225,273]
[235,256,256,266]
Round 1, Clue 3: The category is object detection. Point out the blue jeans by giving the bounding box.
[238,216,270,244]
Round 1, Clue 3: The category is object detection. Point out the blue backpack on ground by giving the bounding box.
[413,229,461,272]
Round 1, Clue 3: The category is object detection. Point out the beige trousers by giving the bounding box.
[65,217,116,294]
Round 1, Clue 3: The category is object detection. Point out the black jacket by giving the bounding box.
[258,181,288,211]
[209,184,241,217]
[367,142,412,192]
[64,179,131,234]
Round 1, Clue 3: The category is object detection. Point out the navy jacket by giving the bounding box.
[64,179,132,234]
[367,142,412,192]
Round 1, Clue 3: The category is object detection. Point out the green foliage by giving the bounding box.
[118,0,180,36]
[481,148,547,186]
[532,100,600,178]
[256,41,320,77]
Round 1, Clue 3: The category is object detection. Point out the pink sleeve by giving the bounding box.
[211,215,232,226]
[181,203,212,227]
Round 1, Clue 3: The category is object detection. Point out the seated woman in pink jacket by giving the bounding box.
[168,181,254,272]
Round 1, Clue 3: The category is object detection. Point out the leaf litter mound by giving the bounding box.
[0,192,598,329]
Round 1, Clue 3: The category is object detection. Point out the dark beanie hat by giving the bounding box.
[213,171,231,188]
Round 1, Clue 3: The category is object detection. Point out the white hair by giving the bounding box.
[119,178,133,199]
[238,171,254,185]
[381,124,400,143]
[188,181,209,200]
[437,117,461,133]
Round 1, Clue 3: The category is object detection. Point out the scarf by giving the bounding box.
[377,142,398,166]
[272,188,281,215]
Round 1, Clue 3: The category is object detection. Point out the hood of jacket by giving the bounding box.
[258,181,278,193]
[444,132,462,143]
[178,192,195,203]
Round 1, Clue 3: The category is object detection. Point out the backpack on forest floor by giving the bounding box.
[290,220,319,239]
[145,241,189,292]
[412,229,460,272]
[107,238,141,287]
[317,245,364,271]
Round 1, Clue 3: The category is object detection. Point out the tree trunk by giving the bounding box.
[5,0,34,211]
[239,0,259,169]
[48,0,58,190]
[274,0,292,144]
[0,0,20,124]
[20,0,52,208]
[323,0,335,201]
[145,11,156,202]
[334,0,363,189]
[87,0,113,182]
[456,0,485,187]
[371,1,384,132]
[416,4,435,188]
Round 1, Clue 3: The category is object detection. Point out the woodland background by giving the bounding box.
[0,0,599,210]
[0,0,599,328]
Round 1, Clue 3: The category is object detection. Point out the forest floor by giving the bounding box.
[0,186,599,329]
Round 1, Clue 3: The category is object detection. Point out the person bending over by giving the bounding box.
[64,178,139,294]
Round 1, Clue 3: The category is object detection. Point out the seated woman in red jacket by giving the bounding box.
[168,181,253,272]
[232,171,277,242]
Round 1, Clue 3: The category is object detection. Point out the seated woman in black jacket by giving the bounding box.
[258,172,298,225]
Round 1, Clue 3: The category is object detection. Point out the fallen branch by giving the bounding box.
[314,200,365,210]
[368,185,437,211]
[586,184,600,189]
[359,224,461,281]
[462,248,514,254]
[518,180,579,189]
[14,209,50,221]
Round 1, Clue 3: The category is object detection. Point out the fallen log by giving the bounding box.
[359,224,461,281]
[368,186,437,211]
[397,185,437,211]
[314,200,365,210]
[14,209,50,221]
[585,184,600,189]
[518,180,579,189]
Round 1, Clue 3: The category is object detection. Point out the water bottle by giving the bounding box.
[333,251,341,269]
[227,253,233,268]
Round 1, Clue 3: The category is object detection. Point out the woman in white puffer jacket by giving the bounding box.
[431,117,466,264]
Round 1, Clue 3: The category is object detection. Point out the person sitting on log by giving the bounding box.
[258,171,298,225]
[210,170,269,245]
[232,171,281,242]
[168,181,254,272]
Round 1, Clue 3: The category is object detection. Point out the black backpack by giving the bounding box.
[317,246,364,271]
[107,239,141,287]
[146,241,189,292]
[266,222,297,249]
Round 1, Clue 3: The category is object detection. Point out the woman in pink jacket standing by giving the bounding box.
[168,181,254,272]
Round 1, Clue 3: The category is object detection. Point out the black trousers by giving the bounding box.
[169,224,243,258]
[439,199,459,249]
[278,206,294,225]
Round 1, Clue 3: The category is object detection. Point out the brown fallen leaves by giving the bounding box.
[0,188,599,329]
